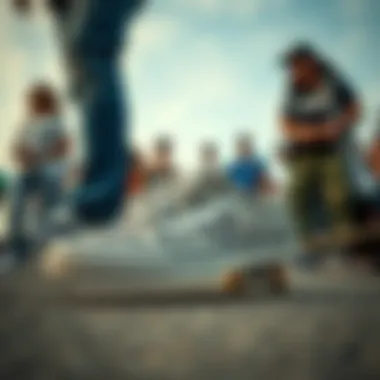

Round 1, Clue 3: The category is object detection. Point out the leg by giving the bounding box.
[75,56,127,223]
[53,1,143,100]
[287,157,318,244]
[8,173,37,261]
[70,0,143,223]
[52,0,99,100]
[37,168,66,246]
[320,154,352,247]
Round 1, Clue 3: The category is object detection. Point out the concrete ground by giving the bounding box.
[1,267,380,380]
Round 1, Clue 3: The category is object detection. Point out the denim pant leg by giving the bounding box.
[8,173,38,260]
[37,169,66,246]
[74,56,127,223]
[73,0,138,223]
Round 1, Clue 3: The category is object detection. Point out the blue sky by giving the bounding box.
[0,0,379,177]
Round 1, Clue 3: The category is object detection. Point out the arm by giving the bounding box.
[259,174,276,194]
[368,142,380,176]
[13,139,39,169]
[281,101,360,143]
[46,137,71,160]
[45,121,71,160]
[281,117,314,143]
[320,80,361,140]
[280,95,326,143]
[255,160,275,195]
[321,102,360,140]
[281,116,331,143]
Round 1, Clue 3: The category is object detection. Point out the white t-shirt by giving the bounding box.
[18,115,68,175]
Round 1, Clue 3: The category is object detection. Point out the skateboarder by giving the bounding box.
[280,43,360,258]
[13,0,146,225]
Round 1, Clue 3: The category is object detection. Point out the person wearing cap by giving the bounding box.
[280,43,360,252]
[13,0,146,225]
[227,133,272,195]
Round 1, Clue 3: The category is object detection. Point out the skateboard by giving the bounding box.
[41,223,380,305]
[221,262,288,296]
[305,225,380,252]
[40,244,292,304]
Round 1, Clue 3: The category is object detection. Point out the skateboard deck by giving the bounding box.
[40,246,292,303]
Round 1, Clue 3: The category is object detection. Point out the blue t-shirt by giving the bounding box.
[227,157,266,192]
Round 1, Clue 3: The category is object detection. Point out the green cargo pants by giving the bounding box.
[287,153,351,246]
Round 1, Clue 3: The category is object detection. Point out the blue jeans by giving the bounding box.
[57,0,143,223]
[9,170,64,261]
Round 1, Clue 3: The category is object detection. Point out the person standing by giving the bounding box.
[7,83,70,262]
[227,133,272,195]
[184,142,231,206]
[280,43,360,255]
[147,136,178,189]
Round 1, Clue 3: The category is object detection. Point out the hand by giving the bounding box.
[16,147,39,170]
[319,121,342,140]
[293,128,316,143]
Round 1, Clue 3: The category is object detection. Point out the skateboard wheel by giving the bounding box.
[222,270,245,295]
[267,264,288,294]
[40,243,71,279]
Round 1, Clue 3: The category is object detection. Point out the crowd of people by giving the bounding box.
[0,0,380,272]
[0,79,276,262]
[127,134,274,199]
[1,44,380,270]
[2,43,380,268]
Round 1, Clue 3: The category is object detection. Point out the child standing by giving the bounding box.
[7,83,70,262]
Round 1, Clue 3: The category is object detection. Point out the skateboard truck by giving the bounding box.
[222,263,289,296]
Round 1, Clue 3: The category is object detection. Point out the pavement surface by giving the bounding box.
[1,266,380,380]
